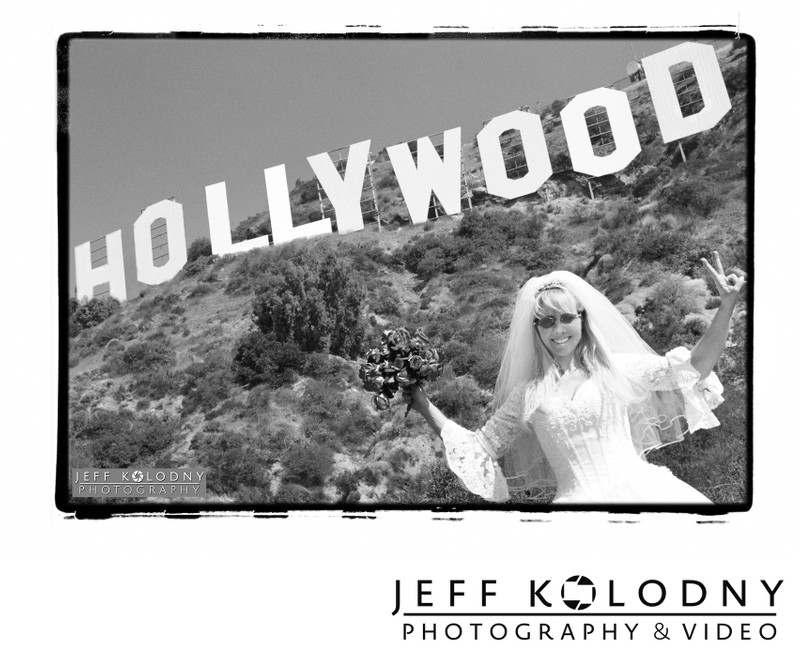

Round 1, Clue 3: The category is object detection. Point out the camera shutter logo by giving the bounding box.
[132,470,144,483]
[561,575,596,610]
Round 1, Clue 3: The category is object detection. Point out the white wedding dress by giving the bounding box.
[439,347,724,504]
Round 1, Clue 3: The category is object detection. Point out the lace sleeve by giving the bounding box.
[438,385,528,502]
[618,346,724,432]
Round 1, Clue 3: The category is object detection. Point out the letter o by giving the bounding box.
[133,199,188,285]
[759,624,777,640]
[445,624,462,640]
[490,623,508,640]
[638,580,667,607]
[561,87,641,177]
[477,110,552,199]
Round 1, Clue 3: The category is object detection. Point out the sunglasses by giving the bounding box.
[534,312,583,329]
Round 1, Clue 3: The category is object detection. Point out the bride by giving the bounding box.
[404,252,745,504]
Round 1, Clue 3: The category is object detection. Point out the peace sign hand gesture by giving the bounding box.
[701,250,746,307]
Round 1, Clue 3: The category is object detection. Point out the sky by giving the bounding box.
[67,34,704,297]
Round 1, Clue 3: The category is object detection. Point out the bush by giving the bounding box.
[187,237,212,262]
[72,296,121,331]
[282,442,335,487]
[429,375,489,428]
[93,318,138,346]
[600,200,639,230]
[274,483,315,504]
[376,171,397,189]
[300,378,379,447]
[119,336,176,374]
[552,151,572,172]
[331,471,361,503]
[396,206,548,278]
[187,282,216,298]
[387,447,414,472]
[192,431,272,496]
[232,331,306,388]
[633,276,706,353]
[181,356,234,415]
[231,211,271,243]
[369,283,403,317]
[658,178,720,216]
[635,228,689,263]
[132,368,177,400]
[387,458,485,504]
[75,409,179,468]
[251,246,365,357]
[631,168,662,198]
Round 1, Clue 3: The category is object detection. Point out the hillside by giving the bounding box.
[66,40,750,507]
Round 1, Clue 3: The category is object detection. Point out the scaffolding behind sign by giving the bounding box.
[669,62,705,118]
[585,105,615,157]
[316,146,381,231]
[150,216,170,267]
[407,132,473,220]
[89,236,110,299]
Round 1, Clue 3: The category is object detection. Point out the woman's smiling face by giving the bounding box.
[533,288,584,363]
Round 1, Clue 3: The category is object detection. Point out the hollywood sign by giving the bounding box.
[74,42,733,301]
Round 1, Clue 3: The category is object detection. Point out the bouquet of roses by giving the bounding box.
[359,327,443,412]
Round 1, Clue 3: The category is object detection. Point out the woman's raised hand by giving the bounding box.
[701,251,746,306]
[401,385,428,414]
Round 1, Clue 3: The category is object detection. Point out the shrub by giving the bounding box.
[72,296,121,331]
[518,243,565,275]
[552,151,572,171]
[397,232,458,278]
[188,282,216,298]
[724,57,748,96]
[429,375,489,428]
[592,228,636,264]
[599,269,635,304]
[633,276,705,353]
[600,200,639,230]
[635,228,689,263]
[132,368,177,400]
[251,246,365,357]
[192,431,272,496]
[93,318,138,346]
[631,168,661,198]
[231,211,271,243]
[180,357,234,416]
[186,236,212,262]
[120,336,176,374]
[388,458,485,504]
[75,409,179,468]
[657,178,720,216]
[274,483,315,504]
[299,377,379,447]
[232,331,306,388]
[376,171,398,189]
[387,447,414,472]
[369,284,402,316]
[282,442,335,487]
[331,471,361,503]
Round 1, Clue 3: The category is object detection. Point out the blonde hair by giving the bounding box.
[524,287,645,419]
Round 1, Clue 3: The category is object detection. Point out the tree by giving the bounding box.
[251,247,365,357]
[186,236,212,262]
[72,296,120,330]
[633,276,706,353]
[232,331,305,388]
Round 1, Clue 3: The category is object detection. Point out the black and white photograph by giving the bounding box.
[2,2,798,655]
[60,33,750,512]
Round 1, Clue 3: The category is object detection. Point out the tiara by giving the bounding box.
[536,280,564,294]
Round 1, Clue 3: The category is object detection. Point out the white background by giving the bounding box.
[1,2,797,655]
